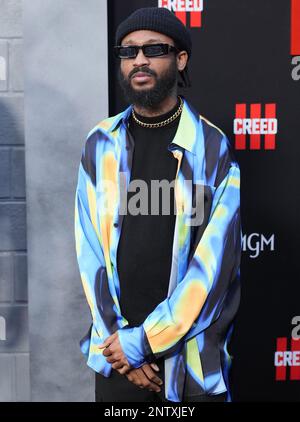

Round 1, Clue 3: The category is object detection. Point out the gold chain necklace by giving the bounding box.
[131,96,183,129]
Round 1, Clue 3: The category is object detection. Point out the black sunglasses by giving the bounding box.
[114,43,179,59]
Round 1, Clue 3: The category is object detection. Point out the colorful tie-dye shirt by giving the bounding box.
[74,95,242,402]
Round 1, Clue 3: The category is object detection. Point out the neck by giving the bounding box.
[132,94,179,118]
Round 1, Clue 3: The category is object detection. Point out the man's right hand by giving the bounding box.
[125,362,163,393]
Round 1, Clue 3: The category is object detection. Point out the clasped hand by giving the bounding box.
[99,331,163,392]
[99,331,131,374]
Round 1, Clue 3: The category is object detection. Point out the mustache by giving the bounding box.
[130,68,156,79]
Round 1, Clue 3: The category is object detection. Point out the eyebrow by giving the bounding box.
[122,38,163,45]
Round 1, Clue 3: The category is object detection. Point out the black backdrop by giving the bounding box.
[107,0,300,402]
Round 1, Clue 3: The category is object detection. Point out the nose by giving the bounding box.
[132,47,150,68]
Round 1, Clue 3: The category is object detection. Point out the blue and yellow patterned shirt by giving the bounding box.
[74,95,242,402]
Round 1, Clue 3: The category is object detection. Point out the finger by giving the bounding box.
[106,352,126,364]
[112,361,124,370]
[134,370,145,389]
[142,365,163,387]
[150,363,160,372]
[125,372,133,382]
[126,374,132,382]
[117,364,130,375]
[127,369,154,392]
[99,331,118,348]
[137,368,161,393]
[105,354,118,364]
[98,344,107,349]
[102,347,113,357]
[101,338,119,354]
[127,370,140,387]
[98,336,112,348]
[99,341,111,350]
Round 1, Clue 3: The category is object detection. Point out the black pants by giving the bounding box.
[95,362,227,403]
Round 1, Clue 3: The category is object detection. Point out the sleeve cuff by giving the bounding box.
[118,325,156,368]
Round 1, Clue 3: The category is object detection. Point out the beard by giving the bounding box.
[117,58,178,110]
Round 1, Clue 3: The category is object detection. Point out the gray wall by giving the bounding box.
[0,0,29,402]
[23,0,108,401]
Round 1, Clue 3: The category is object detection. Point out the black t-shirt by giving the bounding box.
[117,97,181,327]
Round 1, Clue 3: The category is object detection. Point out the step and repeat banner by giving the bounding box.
[108,0,300,401]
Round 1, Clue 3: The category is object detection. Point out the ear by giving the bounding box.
[176,50,188,72]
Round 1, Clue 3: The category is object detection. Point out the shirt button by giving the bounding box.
[113,222,118,228]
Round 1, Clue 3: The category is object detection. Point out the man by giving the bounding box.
[74,7,242,403]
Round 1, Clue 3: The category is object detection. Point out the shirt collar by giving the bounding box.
[107,96,199,155]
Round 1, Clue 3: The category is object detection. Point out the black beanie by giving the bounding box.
[115,7,192,61]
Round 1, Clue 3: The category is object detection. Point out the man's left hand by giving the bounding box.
[98,331,131,375]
